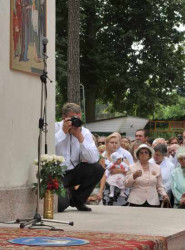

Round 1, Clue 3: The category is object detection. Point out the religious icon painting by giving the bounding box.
[10,0,47,75]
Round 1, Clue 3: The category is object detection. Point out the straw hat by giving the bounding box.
[134,144,154,159]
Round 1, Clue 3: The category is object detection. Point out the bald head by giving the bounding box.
[152,138,167,148]
[168,144,180,157]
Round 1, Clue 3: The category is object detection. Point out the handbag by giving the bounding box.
[161,200,172,208]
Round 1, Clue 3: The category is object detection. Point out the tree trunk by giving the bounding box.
[85,87,97,122]
[81,0,97,121]
[67,0,80,104]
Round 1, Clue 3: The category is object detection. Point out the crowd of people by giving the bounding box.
[55,102,185,212]
[89,129,185,209]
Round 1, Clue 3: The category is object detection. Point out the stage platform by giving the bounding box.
[54,205,185,250]
[1,205,185,249]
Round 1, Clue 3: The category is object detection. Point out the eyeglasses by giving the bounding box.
[98,142,105,145]
[139,150,149,154]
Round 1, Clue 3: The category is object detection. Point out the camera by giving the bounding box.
[70,116,82,127]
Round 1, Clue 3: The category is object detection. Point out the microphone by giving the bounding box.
[42,37,48,53]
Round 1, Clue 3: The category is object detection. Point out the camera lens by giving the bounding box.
[71,116,82,127]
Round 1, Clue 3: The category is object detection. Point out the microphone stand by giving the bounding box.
[6,38,73,230]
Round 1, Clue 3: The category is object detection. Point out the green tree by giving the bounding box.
[154,95,185,120]
[56,0,81,119]
[56,0,185,122]
[93,0,185,118]
[56,0,68,120]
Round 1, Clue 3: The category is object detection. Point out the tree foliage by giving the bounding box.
[154,94,185,120]
[96,0,185,118]
[56,0,185,121]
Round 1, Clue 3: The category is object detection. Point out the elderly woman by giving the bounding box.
[171,147,185,208]
[124,144,169,207]
[150,144,175,199]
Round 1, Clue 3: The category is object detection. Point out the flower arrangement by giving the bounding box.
[33,154,67,199]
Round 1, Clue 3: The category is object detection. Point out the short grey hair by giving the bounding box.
[154,144,167,156]
[152,137,166,147]
[62,103,81,117]
[176,146,185,159]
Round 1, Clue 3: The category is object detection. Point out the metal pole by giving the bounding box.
[15,38,74,229]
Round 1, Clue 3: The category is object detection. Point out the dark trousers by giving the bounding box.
[58,162,104,212]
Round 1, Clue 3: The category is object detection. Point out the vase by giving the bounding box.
[43,190,54,219]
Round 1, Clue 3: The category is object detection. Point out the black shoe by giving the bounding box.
[70,199,92,211]
[58,188,74,212]
[76,204,92,211]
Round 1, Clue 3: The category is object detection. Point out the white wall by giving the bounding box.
[0,0,56,188]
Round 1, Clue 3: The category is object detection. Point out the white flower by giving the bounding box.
[52,154,57,161]
[34,154,65,166]
[40,154,49,162]
[56,156,65,163]
[46,155,54,163]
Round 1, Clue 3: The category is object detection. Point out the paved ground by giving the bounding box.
[1,205,185,237]
[52,205,185,236]
[1,205,185,249]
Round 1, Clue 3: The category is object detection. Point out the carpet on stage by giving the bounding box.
[0,228,167,249]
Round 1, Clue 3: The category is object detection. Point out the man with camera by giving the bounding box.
[55,103,104,212]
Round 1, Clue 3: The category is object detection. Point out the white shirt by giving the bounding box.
[168,154,180,168]
[149,157,175,196]
[55,121,99,170]
[117,147,134,165]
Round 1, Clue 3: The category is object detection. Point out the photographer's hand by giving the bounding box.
[70,127,84,143]
[62,118,72,134]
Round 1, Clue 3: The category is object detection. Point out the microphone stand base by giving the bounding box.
[5,213,74,231]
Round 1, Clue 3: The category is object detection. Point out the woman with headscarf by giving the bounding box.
[124,144,169,207]
[171,147,185,208]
